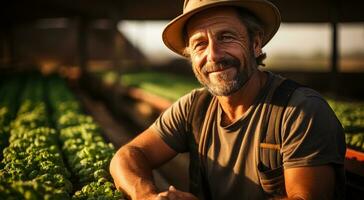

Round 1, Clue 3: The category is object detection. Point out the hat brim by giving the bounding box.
[162,0,281,56]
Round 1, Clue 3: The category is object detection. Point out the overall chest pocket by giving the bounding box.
[257,143,286,198]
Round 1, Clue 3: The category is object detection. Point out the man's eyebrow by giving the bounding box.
[218,29,238,36]
[189,32,205,43]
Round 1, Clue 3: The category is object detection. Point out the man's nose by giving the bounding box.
[206,39,224,63]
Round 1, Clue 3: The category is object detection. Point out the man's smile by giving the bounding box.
[208,67,237,81]
[208,66,234,74]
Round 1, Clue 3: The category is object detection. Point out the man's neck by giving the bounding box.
[217,70,267,125]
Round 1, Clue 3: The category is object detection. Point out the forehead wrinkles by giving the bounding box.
[188,15,235,31]
[188,20,225,42]
[186,8,244,40]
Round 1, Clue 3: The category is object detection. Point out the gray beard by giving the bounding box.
[193,66,255,96]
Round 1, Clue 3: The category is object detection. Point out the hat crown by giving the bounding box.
[183,0,223,13]
[183,0,251,14]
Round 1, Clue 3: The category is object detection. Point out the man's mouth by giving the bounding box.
[202,57,240,75]
[208,67,237,81]
[207,65,234,73]
[208,67,233,74]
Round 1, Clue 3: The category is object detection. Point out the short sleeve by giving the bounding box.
[150,89,201,153]
[281,88,346,169]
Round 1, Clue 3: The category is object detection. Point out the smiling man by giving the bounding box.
[187,8,256,97]
[110,0,346,200]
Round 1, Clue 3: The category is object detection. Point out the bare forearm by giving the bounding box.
[271,196,305,200]
[110,145,159,200]
[275,193,331,200]
[282,165,335,200]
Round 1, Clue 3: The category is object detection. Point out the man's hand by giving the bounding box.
[157,186,199,200]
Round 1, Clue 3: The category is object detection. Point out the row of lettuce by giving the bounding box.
[328,99,364,152]
[98,70,364,152]
[0,75,124,200]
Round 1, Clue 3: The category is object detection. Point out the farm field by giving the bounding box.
[0,74,125,200]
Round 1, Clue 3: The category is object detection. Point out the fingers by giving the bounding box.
[157,186,180,200]
[157,191,169,198]
[167,185,180,199]
[156,185,199,200]
[167,185,182,199]
[156,195,169,200]
[169,185,177,191]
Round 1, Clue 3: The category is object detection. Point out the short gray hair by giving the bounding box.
[236,7,266,66]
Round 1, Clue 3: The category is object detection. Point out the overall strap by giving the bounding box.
[186,89,212,200]
[260,79,301,169]
[258,79,301,196]
[187,89,212,143]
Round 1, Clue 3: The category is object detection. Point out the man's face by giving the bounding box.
[186,7,260,96]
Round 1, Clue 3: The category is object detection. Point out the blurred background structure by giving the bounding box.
[0,0,364,199]
[1,0,364,96]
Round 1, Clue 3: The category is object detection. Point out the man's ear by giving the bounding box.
[253,32,263,58]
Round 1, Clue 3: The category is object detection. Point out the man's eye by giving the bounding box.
[194,42,207,50]
[221,35,234,42]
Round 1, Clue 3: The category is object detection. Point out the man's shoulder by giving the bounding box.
[264,72,332,118]
[176,87,206,104]
[190,87,207,95]
[168,87,208,115]
[266,71,327,106]
[284,84,336,123]
[290,86,327,106]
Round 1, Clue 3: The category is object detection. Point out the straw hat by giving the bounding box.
[162,0,281,56]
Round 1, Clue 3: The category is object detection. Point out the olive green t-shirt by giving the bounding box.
[151,72,345,199]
